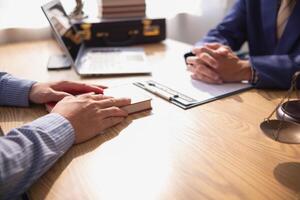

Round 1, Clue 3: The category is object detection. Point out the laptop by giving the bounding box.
[41,0,151,76]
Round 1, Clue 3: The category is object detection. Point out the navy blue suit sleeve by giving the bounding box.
[196,0,247,51]
[251,54,300,89]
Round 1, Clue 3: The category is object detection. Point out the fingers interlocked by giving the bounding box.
[186,43,233,84]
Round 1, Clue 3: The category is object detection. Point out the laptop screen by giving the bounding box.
[42,0,82,61]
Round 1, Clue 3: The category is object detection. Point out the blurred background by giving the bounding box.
[0,0,236,44]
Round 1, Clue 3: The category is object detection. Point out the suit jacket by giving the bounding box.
[197,0,300,89]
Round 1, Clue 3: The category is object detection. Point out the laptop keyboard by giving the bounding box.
[86,51,146,72]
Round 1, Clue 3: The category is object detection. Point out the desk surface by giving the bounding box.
[0,39,300,200]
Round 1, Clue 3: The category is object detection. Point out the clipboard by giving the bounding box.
[134,80,253,109]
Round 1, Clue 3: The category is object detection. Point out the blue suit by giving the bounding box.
[197,0,300,89]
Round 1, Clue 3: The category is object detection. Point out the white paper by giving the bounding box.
[152,60,251,103]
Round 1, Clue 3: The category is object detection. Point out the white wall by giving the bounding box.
[0,0,236,44]
[167,0,236,44]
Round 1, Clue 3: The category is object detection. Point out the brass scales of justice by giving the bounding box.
[261,71,300,144]
[69,0,88,20]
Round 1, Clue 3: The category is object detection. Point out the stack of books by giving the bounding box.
[99,0,146,19]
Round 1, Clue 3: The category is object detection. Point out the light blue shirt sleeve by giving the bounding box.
[0,113,75,200]
[0,72,75,199]
[0,72,36,107]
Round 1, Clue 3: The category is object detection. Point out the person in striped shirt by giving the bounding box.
[0,72,131,199]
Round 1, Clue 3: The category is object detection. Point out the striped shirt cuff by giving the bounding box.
[24,113,75,154]
[0,73,36,107]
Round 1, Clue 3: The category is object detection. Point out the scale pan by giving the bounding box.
[260,119,300,144]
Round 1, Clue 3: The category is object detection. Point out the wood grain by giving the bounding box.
[0,40,300,200]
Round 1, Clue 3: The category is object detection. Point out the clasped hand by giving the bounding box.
[186,43,252,84]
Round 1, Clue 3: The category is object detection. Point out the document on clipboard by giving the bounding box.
[134,77,252,109]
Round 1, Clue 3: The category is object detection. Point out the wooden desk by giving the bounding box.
[1,39,300,200]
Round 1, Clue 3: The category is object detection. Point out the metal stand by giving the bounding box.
[260,71,300,143]
[69,0,88,21]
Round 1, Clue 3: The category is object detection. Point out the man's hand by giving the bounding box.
[186,43,252,83]
[51,93,131,144]
[29,81,105,104]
